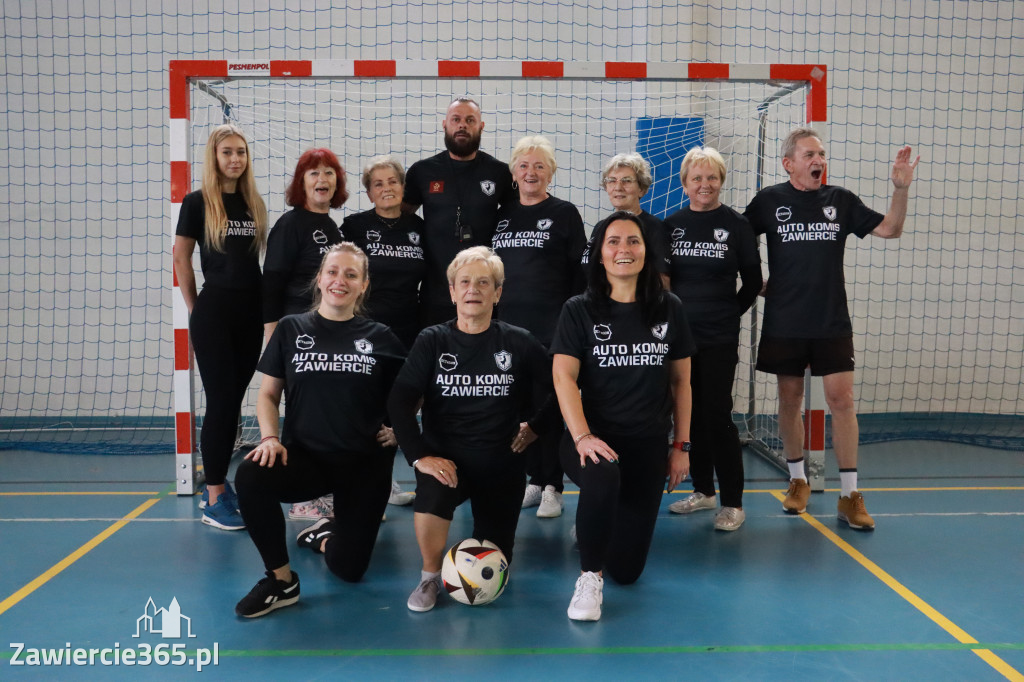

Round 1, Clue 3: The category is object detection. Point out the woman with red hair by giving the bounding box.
[262,147,349,523]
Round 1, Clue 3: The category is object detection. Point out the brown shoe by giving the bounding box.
[782,479,811,514]
[837,491,875,530]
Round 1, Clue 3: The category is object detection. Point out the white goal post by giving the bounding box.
[168,59,828,495]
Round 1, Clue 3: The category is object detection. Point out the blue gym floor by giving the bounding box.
[1,442,1022,680]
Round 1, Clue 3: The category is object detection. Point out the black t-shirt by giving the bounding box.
[550,293,696,437]
[581,210,671,275]
[744,182,883,338]
[391,320,552,457]
[343,209,426,349]
[262,208,344,321]
[258,311,406,456]
[175,190,261,291]
[404,151,515,306]
[665,204,762,347]
[491,195,587,347]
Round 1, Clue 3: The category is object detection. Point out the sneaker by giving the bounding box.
[198,481,236,510]
[837,491,875,530]
[201,497,245,531]
[288,495,334,521]
[407,574,443,612]
[537,486,564,518]
[714,506,746,531]
[668,492,717,514]
[567,571,603,621]
[235,570,300,618]
[522,484,543,509]
[388,479,415,506]
[782,479,811,514]
[297,518,334,554]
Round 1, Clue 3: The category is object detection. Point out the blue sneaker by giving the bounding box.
[202,497,245,531]
[199,481,237,510]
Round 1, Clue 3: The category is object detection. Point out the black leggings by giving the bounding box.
[689,344,744,508]
[235,445,392,581]
[560,431,667,584]
[524,423,565,492]
[189,285,262,486]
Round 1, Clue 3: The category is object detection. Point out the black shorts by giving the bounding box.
[412,450,526,521]
[755,335,855,377]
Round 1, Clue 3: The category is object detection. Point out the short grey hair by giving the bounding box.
[446,246,505,288]
[601,152,654,194]
[361,155,406,191]
[781,127,823,160]
[509,135,557,176]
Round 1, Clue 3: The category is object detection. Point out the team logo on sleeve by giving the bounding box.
[671,227,686,242]
[354,339,373,354]
[714,228,730,243]
[593,324,612,342]
[312,229,328,244]
[439,353,458,372]
[480,180,496,196]
[296,334,315,350]
[651,322,668,340]
[775,206,792,222]
[496,219,510,232]
[494,350,512,371]
[823,206,837,220]
[429,181,444,194]
[366,230,381,243]
[408,232,420,245]
[536,218,553,231]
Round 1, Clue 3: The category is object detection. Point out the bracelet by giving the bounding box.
[259,435,279,444]
[573,432,593,447]
[412,459,420,470]
[671,440,692,452]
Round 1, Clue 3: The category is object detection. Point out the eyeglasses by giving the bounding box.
[603,177,637,187]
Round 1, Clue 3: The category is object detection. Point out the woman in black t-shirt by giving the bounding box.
[262,148,348,524]
[664,146,762,532]
[172,124,268,532]
[551,211,695,622]
[492,135,587,519]
[233,243,406,618]
[388,247,557,613]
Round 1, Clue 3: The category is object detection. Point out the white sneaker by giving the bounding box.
[388,479,415,506]
[668,492,717,515]
[714,506,745,531]
[567,571,603,621]
[536,486,563,518]
[522,483,543,508]
[288,495,334,521]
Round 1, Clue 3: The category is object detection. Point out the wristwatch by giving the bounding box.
[671,440,692,452]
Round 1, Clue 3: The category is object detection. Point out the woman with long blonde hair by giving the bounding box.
[173,124,268,531]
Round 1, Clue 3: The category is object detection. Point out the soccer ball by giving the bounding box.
[441,538,509,606]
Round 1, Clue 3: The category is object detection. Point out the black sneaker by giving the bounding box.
[296,518,335,554]
[235,570,300,618]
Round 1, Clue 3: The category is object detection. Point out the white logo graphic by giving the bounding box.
[651,322,668,340]
[354,338,373,354]
[536,218,553,231]
[480,180,496,196]
[439,353,458,372]
[775,206,792,222]
[671,227,686,242]
[496,219,510,232]
[593,324,612,342]
[714,228,730,243]
[823,205,837,220]
[312,229,328,245]
[134,597,195,639]
[408,232,420,245]
[494,350,511,371]
[296,334,315,350]
[366,229,381,243]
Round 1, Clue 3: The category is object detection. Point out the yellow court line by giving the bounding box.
[0,491,160,496]
[0,496,163,618]
[769,490,1024,682]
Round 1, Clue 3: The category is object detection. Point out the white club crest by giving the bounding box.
[775,206,792,222]
[408,232,420,245]
[496,219,510,232]
[651,322,668,340]
[480,180,496,196]
[312,229,328,245]
[439,353,458,372]
[823,205,837,220]
[494,350,512,372]
[366,230,381,243]
[536,218,553,231]
[354,338,373,354]
[714,228,730,243]
[295,334,315,350]
[593,324,612,342]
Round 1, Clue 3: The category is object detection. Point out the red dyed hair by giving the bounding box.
[285,148,349,209]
